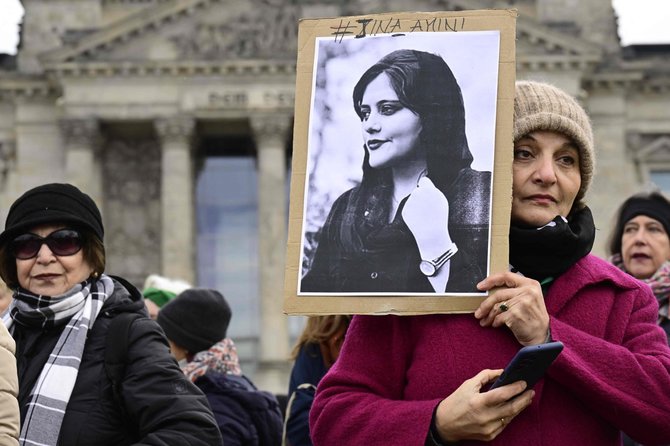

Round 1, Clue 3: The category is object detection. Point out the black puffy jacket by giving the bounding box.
[14,277,223,446]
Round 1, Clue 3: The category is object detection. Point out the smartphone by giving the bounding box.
[489,341,564,391]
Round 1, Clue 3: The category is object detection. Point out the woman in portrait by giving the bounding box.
[309,81,670,445]
[301,49,491,294]
[0,183,222,446]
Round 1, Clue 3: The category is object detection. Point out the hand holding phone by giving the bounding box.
[489,341,564,391]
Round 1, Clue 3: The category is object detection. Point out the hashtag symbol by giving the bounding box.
[331,20,355,43]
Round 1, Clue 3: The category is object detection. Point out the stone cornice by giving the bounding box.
[0,77,59,101]
[517,53,602,72]
[41,0,223,63]
[43,60,296,78]
[103,0,171,4]
[635,76,670,94]
[584,71,644,90]
[584,71,670,94]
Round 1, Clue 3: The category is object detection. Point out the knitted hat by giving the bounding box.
[620,193,670,237]
[157,288,232,354]
[514,81,595,209]
[0,183,104,248]
[142,274,192,308]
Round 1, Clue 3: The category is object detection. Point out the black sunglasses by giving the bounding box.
[11,229,83,260]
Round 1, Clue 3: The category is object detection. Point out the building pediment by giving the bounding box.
[630,134,670,163]
[447,0,603,61]
[516,16,602,57]
[40,0,299,65]
[40,0,603,66]
[515,13,604,71]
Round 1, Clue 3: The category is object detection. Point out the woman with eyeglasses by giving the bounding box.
[0,183,223,446]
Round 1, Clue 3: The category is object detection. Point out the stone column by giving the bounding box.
[0,141,16,224]
[60,118,103,206]
[0,140,16,191]
[250,113,292,393]
[155,116,196,284]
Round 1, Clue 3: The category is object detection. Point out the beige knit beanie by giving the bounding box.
[514,81,595,209]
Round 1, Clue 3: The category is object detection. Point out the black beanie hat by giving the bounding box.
[620,195,670,236]
[157,288,232,354]
[0,183,104,248]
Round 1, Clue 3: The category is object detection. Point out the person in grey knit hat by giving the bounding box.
[513,80,595,210]
[311,81,670,446]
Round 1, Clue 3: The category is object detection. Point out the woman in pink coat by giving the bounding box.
[310,81,670,446]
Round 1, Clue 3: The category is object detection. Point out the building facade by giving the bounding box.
[1,0,669,391]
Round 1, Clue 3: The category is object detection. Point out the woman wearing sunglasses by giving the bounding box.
[0,183,223,446]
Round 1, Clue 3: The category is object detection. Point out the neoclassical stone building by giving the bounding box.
[1,0,669,391]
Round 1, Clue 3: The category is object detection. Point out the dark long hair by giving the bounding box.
[337,49,473,250]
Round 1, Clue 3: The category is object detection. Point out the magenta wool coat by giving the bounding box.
[310,254,670,446]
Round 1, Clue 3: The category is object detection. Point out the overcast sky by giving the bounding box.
[0,0,669,54]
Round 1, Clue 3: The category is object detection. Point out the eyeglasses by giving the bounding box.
[11,229,83,260]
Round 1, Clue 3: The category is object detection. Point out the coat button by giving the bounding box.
[370,272,378,279]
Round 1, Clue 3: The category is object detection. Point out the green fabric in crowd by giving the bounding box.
[143,287,178,308]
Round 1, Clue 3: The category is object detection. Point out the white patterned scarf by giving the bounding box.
[181,338,242,382]
[2,274,114,446]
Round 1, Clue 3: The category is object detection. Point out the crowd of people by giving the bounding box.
[1,61,670,446]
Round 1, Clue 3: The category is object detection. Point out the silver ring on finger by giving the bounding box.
[500,417,507,427]
[499,302,509,312]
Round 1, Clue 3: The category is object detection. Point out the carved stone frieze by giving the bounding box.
[44,60,297,78]
[155,116,195,147]
[170,5,299,59]
[250,114,291,147]
[102,138,162,287]
[60,118,102,152]
[0,81,60,102]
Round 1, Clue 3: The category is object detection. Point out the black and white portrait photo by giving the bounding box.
[297,30,500,297]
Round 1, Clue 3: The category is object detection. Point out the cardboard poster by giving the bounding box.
[285,9,516,315]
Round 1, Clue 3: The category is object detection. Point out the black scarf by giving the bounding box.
[509,206,595,282]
